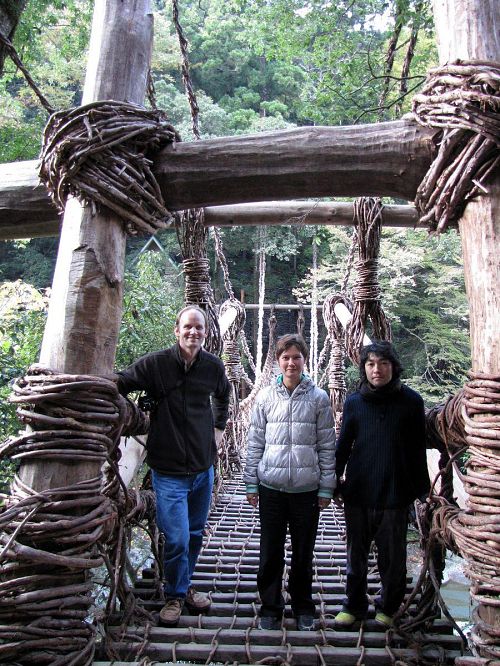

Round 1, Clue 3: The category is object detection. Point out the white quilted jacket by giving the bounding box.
[243,376,336,493]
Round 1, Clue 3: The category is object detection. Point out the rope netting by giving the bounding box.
[175,207,222,355]
[240,312,278,426]
[413,60,500,233]
[309,240,319,382]
[217,298,247,480]
[322,293,353,435]
[255,229,268,380]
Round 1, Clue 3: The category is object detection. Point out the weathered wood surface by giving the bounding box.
[0,120,435,239]
[0,185,421,239]
[21,0,153,491]
[0,0,27,74]
[432,0,500,656]
[155,120,435,209]
[204,201,421,228]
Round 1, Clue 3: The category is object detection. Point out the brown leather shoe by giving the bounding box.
[159,598,183,626]
[185,586,211,612]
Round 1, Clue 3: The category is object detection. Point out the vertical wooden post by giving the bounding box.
[432,0,500,654]
[18,0,154,494]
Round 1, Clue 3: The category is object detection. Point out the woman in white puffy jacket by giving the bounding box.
[243,333,336,631]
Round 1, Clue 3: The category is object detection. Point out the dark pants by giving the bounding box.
[343,505,408,617]
[258,485,320,619]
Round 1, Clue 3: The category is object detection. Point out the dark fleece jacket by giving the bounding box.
[335,383,430,508]
[117,344,230,475]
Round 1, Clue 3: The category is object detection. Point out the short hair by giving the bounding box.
[359,340,403,380]
[275,334,309,361]
[175,305,208,328]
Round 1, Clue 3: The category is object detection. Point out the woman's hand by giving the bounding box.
[318,496,331,510]
[247,493,259,508]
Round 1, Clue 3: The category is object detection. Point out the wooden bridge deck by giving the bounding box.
[94,477,467,665]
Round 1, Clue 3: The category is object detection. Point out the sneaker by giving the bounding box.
[185,586,211,612]
[296,614,316,631]
[334,610,357,627]
[375,611,394,628]
[159,598,183,626]
[259,615,281,630]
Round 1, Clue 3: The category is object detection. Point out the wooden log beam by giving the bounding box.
[154,119,436,208]
[0,189,421,240]
[0,120,432,239]
[204,200,422,228]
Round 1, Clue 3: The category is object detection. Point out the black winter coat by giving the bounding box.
[335,384,430,508]
[117,344,230,475]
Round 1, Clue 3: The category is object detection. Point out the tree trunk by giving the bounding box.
[0,0,27,74]
[432,0,500,656]
[21,0,153,490]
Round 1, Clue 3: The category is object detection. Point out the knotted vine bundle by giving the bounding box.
[0,366,150,665]
[413,60,500,232]
[322,293,353,435]
[345,197,391,364]
[39,101,179,235]
[216,299,247,478]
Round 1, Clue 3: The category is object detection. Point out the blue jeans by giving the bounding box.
[152,466,214,599]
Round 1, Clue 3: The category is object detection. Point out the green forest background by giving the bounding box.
[0,0,471,454]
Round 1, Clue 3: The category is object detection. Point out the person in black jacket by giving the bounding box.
[117,305,230,626]
[333,340,430,629]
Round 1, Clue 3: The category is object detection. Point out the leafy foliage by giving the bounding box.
[0,280,48,485]
[0,0,91,161]
[115,250,184,370]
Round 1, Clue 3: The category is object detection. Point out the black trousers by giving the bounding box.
[343,505,409,617]
[257,485,320,618]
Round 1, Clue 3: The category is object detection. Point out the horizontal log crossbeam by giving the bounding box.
[0,119,434,240]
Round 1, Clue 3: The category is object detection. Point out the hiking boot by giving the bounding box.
[375,611,394,628]
[185,586,211,612]
[259,615,281,630]
[334,610,357,627]
[296,614,316,631]
[159,598,183,626]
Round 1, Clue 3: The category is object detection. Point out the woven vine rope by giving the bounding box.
[322,293,353,435]
[413,60,500,233]
[0,367,150,665]
[240,312,278,422]
[217,299,247,478]
[403,373,500,659]
[176,208,222,356]
[39,101,179,235]
[345,197,391,364]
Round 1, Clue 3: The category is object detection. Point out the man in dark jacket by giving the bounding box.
[117,305,230,626]
[334,340,430,629]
